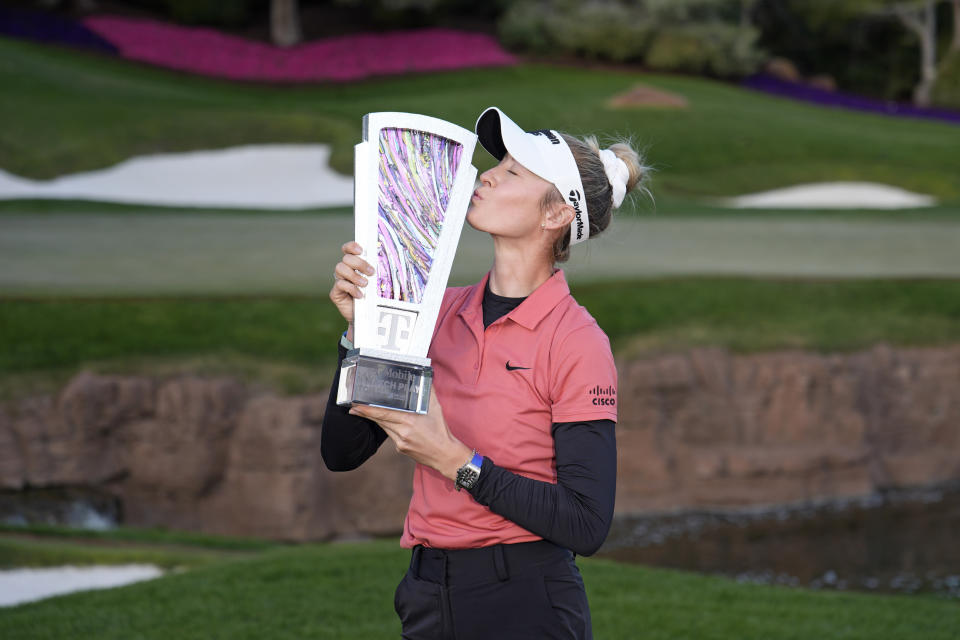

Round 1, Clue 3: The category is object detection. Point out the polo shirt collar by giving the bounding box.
[457,268,571,331]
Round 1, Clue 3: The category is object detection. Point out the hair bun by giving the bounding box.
[607,142,647,196]
[599,149,630,208]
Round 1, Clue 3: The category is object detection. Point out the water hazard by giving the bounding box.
[600,484,960,599]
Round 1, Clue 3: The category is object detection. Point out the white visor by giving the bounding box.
[475,106,590,245]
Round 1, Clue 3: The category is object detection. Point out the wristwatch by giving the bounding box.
[455,450,484,492]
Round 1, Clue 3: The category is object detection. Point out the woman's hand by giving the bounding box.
[330,241,375,342]
[348,389,473,482]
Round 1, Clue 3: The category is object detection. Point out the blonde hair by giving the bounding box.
[540,134,654,263]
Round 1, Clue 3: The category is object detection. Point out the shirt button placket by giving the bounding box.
[476,325,498,382]
[474,334,482,383]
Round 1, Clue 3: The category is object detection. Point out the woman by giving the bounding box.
[322,106,649,640]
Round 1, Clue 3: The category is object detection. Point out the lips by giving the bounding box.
[472,190,482,200]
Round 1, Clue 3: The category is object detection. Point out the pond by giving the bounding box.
[600,483,960,599]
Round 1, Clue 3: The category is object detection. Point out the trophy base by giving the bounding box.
[336,350,433,414]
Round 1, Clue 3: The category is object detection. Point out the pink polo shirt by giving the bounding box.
[399,268,618,550]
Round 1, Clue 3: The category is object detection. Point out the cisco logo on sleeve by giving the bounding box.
[589,385,616,406]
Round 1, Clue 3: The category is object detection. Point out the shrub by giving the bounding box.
[497,0,764,77]
[497,1,553,54]
[83,16,516,83]
[645,22,763,77]
[547,2,654,63]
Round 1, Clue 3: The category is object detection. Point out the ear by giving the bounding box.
[543,202,575,232]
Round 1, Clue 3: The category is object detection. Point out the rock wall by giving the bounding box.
[615,343,960,512]
[1,343,958,541]
[0,374,412,541]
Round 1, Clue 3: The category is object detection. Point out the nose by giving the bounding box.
[479,166,497,187]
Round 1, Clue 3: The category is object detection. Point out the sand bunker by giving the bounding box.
[0,145,937,211]
[0,144,354,209]
[723,182,936,209]
[0,564,163,607]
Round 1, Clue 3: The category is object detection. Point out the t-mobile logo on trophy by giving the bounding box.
[337,112,478,414]
[377,309,413,352]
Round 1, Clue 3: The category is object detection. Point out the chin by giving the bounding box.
[465,208,484,232]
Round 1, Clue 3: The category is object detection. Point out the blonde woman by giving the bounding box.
[323,106,650,640]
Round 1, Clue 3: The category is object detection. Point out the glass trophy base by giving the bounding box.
[336,350,433,414]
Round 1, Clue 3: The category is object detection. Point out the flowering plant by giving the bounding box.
[82,15,515,83]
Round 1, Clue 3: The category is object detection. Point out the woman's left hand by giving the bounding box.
[348,389,473,482]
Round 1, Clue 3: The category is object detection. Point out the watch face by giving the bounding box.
[463,470,478,487]
[456,466,479,490]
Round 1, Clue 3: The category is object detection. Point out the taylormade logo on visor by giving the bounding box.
[569,190,585,241]
[532,129,561,145]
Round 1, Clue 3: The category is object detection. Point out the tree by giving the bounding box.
[740,0,760,28]
[951,0,960,51]
[886,1,939,105]
[271,0,302,48]
[793,0,944,106]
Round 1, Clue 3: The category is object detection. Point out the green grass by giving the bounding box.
[0,536,230,571]
[2,195,960,221]
[573,277,960,357]
[0,296,345,399]
[0,523,281,551]
[0,533,956,639]
[0,198,354,217]
[0,278,958,397]
[0,524,281,570]
[1,37,959,204]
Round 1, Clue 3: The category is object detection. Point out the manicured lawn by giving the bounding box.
[1,37,958,204]
[0,531,956,639]
[0,523,280,553]
[1,278,958,396]
[3,195,960,220]
[0,535,230,571]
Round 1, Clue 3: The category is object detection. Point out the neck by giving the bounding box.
[487,235,555,298]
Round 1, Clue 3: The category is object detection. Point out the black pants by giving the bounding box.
[394,540,593,640]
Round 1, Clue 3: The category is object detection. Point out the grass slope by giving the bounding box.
[1,279,958,397]
[3,196,960,220]
[0,535,957,639]
[1,37,959,204]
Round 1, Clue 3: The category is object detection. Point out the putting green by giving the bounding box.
[2,211,959,297]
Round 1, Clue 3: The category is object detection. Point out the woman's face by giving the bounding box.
[467,153,555,241]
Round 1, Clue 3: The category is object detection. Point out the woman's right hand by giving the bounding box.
[330,241,375,339]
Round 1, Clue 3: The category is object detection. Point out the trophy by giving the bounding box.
[336,112,478,414]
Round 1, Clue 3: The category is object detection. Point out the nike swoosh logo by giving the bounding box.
[506,361,531,371]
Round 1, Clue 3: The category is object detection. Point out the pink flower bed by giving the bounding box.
[82,15,516,82]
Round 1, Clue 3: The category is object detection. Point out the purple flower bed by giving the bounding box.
[742,73,960,126]
[81,15,515,83]
[0,6,118,54]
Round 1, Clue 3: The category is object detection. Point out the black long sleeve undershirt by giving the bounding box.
[320,284,617,556]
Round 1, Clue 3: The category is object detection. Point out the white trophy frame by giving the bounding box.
[337,112,478,413]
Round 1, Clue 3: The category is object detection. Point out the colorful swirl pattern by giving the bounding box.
[377,128,463,303]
